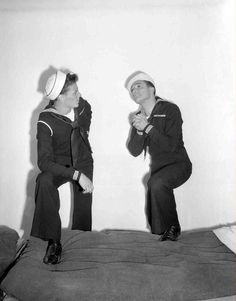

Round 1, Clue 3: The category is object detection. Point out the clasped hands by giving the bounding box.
[131,113,149,131]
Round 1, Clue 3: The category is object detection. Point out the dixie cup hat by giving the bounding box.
[45,70,67,100]
[125,71,155,93]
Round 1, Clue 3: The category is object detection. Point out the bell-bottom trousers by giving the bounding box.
[146,161,192,235]
[30,165,93,241]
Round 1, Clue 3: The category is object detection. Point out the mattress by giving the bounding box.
[1,228,235,301]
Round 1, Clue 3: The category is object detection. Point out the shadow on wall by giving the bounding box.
[142,172,152,232]
[126,112,151,233]
[20,66,58,239]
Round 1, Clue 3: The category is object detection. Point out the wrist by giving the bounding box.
[73,170,81,181]
[143,124,153,134]
[142,123,150,132]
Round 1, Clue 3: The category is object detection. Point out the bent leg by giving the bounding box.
[147,162,192,234]
[30,172,68,241]
[147,176,177,234]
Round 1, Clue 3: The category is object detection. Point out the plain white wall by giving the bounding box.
[0,0,235,237]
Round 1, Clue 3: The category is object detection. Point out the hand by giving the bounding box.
[129,112,137,125]
[132,114,149,131]
[78,173,94,194]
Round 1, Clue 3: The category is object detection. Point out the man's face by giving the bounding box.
[130,80,152,104]
[62,83,81,109]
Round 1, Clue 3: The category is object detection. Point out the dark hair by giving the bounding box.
[60,73,78,95]
[144,80,156,95]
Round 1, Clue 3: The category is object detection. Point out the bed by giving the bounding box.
[0,225,235,301]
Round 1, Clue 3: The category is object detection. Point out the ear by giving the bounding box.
[149,86,155,94]
[57,94,65,102]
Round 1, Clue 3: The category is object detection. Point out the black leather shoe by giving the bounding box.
[159,225,181,241]
[43,240,62,265]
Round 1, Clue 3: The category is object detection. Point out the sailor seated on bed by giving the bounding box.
[30,69,94,264]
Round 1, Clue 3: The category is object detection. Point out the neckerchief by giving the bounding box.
[42,108,91,168]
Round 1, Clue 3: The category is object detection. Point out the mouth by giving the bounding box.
[134,94,141,100]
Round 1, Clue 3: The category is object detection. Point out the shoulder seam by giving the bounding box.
[37,120,53,136]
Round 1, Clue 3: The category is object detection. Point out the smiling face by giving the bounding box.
[130,80,154,104]
[61,83,81,109]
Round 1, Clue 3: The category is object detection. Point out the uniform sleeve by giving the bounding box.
[37,122,76,178]
[147,106,183,152]
[77,97,92,133]
[127,126,146,157]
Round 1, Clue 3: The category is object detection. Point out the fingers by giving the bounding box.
[132,115,146,126]
[132,116,140,126]
[78,175,94,194]
[82,184,94,194]
[133,118,147,131]
[82,190,90,194]
[83,189,93,194]
[135,114,146,121]
[132,120,141,130]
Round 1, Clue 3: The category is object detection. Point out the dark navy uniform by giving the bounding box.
[31,97,93,241]
[128,98,192,234]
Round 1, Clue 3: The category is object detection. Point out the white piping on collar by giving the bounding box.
[37,120,53,136]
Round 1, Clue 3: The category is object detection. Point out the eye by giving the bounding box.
[131,84,140,92]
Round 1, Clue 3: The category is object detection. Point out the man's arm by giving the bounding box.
[76,97,92,133]
[127,126,146,157]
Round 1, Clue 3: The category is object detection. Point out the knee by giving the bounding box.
[36,172,54,187]
[148,177,166,194]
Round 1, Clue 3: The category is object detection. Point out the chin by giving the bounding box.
[134,98,144,105]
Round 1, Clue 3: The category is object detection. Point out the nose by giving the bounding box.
[76,91,81,98]
[132,88,139,97]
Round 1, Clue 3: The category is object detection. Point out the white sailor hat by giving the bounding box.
[45,70,67,100]
[124,71,155,93]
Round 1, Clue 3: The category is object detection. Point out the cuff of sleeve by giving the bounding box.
[73,170,82,181]
[144,124,153,134]
[73,170,79,180]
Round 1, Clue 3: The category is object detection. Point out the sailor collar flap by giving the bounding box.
[41,108,77,127]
